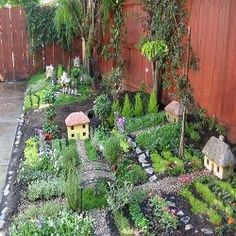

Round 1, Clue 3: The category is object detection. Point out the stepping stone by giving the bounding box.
[136,147,142,154]
[180,216,190,224]
[142,163,151,168]
[3,185,9,196]
[145,167,154,175]
[138,154,147,163]
[166,201,176,208]
[201,228,214,235]
[145,151,150,157]
[149,175,157,182]
[185,224,193,231]
[177,210,184,216]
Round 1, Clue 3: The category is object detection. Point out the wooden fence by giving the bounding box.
[0,7,82,81]
[95,0,236,144]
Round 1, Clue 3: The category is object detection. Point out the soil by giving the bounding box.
[0,97,95,232]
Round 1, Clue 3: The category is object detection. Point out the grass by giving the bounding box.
[180,187,222,225]
[23,73,91,112]
[84,139,97,161]
[215,180,236,200]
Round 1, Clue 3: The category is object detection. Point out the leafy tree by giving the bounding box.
[93,94,111,125]
[122,94,133,118]
[148,91,158,114]
[134,92,144,117]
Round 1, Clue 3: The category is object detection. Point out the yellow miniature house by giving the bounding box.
[202,136,236,180]
[65,111,90,140]
[164,101,184,123]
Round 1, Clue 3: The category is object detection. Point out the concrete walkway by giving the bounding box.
[0,82,25,204]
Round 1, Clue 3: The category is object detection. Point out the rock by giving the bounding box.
[8,171,13,175]
[177,210,184,216]
[166,201,176,208]
[15,140,20,145]
[138,154,147,163]
[142,163,151,168]
[201,228,214,235]
[149,175,157,182]
[136,147,143,154]
[0,220,5,230]
[1,208,7,215]
[180,216,190,224]
[0,214,5,221]
[3,184,9,196]
[145,151,150,157]
[194,230,199,233]
[17,130,22,136]
[145,167,154,175]
[185,224,193,231]
[170,196,175,200]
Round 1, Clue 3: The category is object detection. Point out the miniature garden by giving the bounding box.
[0,0,235,236]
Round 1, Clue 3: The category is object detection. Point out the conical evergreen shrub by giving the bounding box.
[148,91,158,114]
[134,92,144,117]
[108,99,121,125]
[122,94,133,118]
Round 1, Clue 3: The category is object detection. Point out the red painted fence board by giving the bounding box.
[0,7,82,81]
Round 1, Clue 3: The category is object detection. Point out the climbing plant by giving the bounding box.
[140,0,199,107]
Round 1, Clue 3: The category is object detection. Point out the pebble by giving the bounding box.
[180,216,190,224]
[177,210,184,216]
[136,147,143,154]
[201,228,214,235]
[145,151,150,157]
[8,171,13,175]
[145,167,154,175]
[149,175,157,182]
[0,220,5,230]
[3,185,9,196]
[138,154,147,163]
[166,201,176,208]
[1,208,7,215]
[185,224,193,231]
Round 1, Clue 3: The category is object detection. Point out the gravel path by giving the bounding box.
[76,140,89,163]
[88,209,112,236]
[135,169,211,194]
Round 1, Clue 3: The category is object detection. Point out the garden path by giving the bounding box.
[0,82,25,204]
[76,140,115,186]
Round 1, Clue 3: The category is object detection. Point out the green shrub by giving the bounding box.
[129,202,149,233]
[43,121,58,137]
[113,211,134,236]
[122,94,133,118]
[57,65,64,79]
[185,149,203,171]
[150,196,178,231]
[180,187,222,225]
[104,136,122,165]
[151,153,169,174]
[43,90,56,105]
[27,178,65,201]
[46,106,56,120]
[117,159,148,185]
[186,123,201,142]
[111,129,129,153]
[65,170,81,211]
[93,94,111,124]
[126,112,166,133]
[147,90,158,114]
[84,139,97,161]
[108,99,121,125]
[10,210,93,236]
[215,180,236,200]
[24,137,39,167]
[134,92,144,117]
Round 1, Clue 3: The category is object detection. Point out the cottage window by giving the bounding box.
[83,132,86,136]
[207,159,209,165]
[217,166,220,172]
[71,134,74,137]
[71,126,74,130]
[83,125,86,128]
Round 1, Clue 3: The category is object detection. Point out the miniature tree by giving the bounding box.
[122,94,133,118]
[148,90,158,114]
[109,99,121,126]
[134,92,144,117]
[93,94,111,125]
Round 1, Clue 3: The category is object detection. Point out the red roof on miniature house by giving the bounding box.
[164,101,184,116]
[65,112,90,126]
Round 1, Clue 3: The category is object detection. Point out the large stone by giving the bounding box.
[180,216,190,224]
[1,208,7,215]
[142,163,151,168]
[185,224,193,231]
[201,228,214,235]
[0,220,5,230]
[145,167,154,175]
[138,154,147,163]
[166,201,176,208]
[3,184,9,196]
[136,147,142,154]
[177,210,184,216]
[149,175,157,182]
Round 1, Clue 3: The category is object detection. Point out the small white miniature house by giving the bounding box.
[202,136,236,180]
[164,101,184,123]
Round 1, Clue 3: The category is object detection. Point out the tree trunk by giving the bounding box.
[179,106,186,158]
[152,61,162,101]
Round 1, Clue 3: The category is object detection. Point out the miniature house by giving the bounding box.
[164,101,184,123]
[202,136,236,180]
[65,111,90,140]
